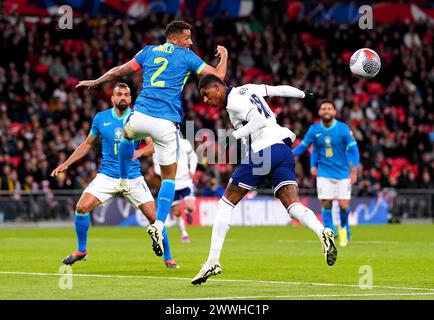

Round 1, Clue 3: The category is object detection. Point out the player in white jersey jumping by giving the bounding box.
[191,74,337,285]
[153,136,198,243]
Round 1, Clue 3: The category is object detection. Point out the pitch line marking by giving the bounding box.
[4,238,433,246]
[246,239,434,245]
[0,271,433,293]
[185,292,434,300]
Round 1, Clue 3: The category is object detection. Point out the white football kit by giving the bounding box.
[226,84,298,153]
[124,112,180,166]
[85,174,154,208]
[317,177,352,200]
[153,138,198,204]
[225,83,306,194]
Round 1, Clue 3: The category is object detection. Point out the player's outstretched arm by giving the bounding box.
[50,134,96,177]
[76,61,137,89]
[198,45,228,80]
[310,145,319,172]
[231,109,267,140]
[188,148,198,178]
[262,85,306,98]
[346,143,360,184]
[293,125,315,157]
[292,143,308,157]
[260,85,315,109]
[132,137,155,160]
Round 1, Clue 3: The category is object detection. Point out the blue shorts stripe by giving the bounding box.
[238,182,256,190]
[273,180,298,196]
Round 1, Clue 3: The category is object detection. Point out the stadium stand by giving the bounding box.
[0,7,433,221]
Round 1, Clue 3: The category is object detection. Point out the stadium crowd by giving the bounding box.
[0,11,433,200]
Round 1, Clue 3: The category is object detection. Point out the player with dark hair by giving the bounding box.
[52,83,179,268]
[293,99,360,247]
[191,75,336,285]
[76,20,228,256]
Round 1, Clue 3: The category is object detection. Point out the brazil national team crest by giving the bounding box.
[114,128,123,141]
[325,136,333,157]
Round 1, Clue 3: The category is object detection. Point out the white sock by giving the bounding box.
[287,202,324,237]
[120,178,128,187]
[154,220,164,231]
[207,197,234,264]
[175,216,188,237]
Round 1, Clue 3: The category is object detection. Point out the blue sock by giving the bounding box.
[341,208,352,240]
[340,208,350,228]
[75,211,90,253]
[156,179,175,223]
[162,226,173,261]
[321,208,336,234]
[118,137,134,179]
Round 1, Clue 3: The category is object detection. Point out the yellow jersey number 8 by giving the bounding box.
[150,57,168,87]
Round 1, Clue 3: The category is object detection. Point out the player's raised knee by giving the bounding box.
[76,203,92,215]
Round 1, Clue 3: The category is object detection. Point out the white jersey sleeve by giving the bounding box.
[232,109,267,139]
[233,84,305,98]
[263,85,305,98]
[153,139,195,190]
[174,139,195,190]
[226,97,256,123]
[185,139,198,175]
[152,153,161,176]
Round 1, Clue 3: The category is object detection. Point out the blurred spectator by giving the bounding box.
[419,170,434,189]
[202,178,225,198]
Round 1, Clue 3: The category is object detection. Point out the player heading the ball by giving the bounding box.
[191,75,337,285]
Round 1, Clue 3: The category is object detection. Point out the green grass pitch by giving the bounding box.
[0,224,433,300]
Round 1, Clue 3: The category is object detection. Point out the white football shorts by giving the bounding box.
[84,174,154,208]
[316,177,352,200]
[123,111,179,165]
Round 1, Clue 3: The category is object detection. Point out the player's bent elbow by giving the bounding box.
[200,65,225,80]
[252,113,268,129]
[215,68,227,80]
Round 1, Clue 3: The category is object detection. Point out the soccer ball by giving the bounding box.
[349,48,381,79]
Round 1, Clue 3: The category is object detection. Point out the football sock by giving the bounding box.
[155,179,175,227]
[341,208,351,239]
[185,206,194,224]
[321,208,336,234]
[287,202,324,237]
[162,226,173,261]
[75,211,90,253]
[340,208,350,228]
[118,137,134,185]
[175,216,188,237]
[208,197,233,263]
